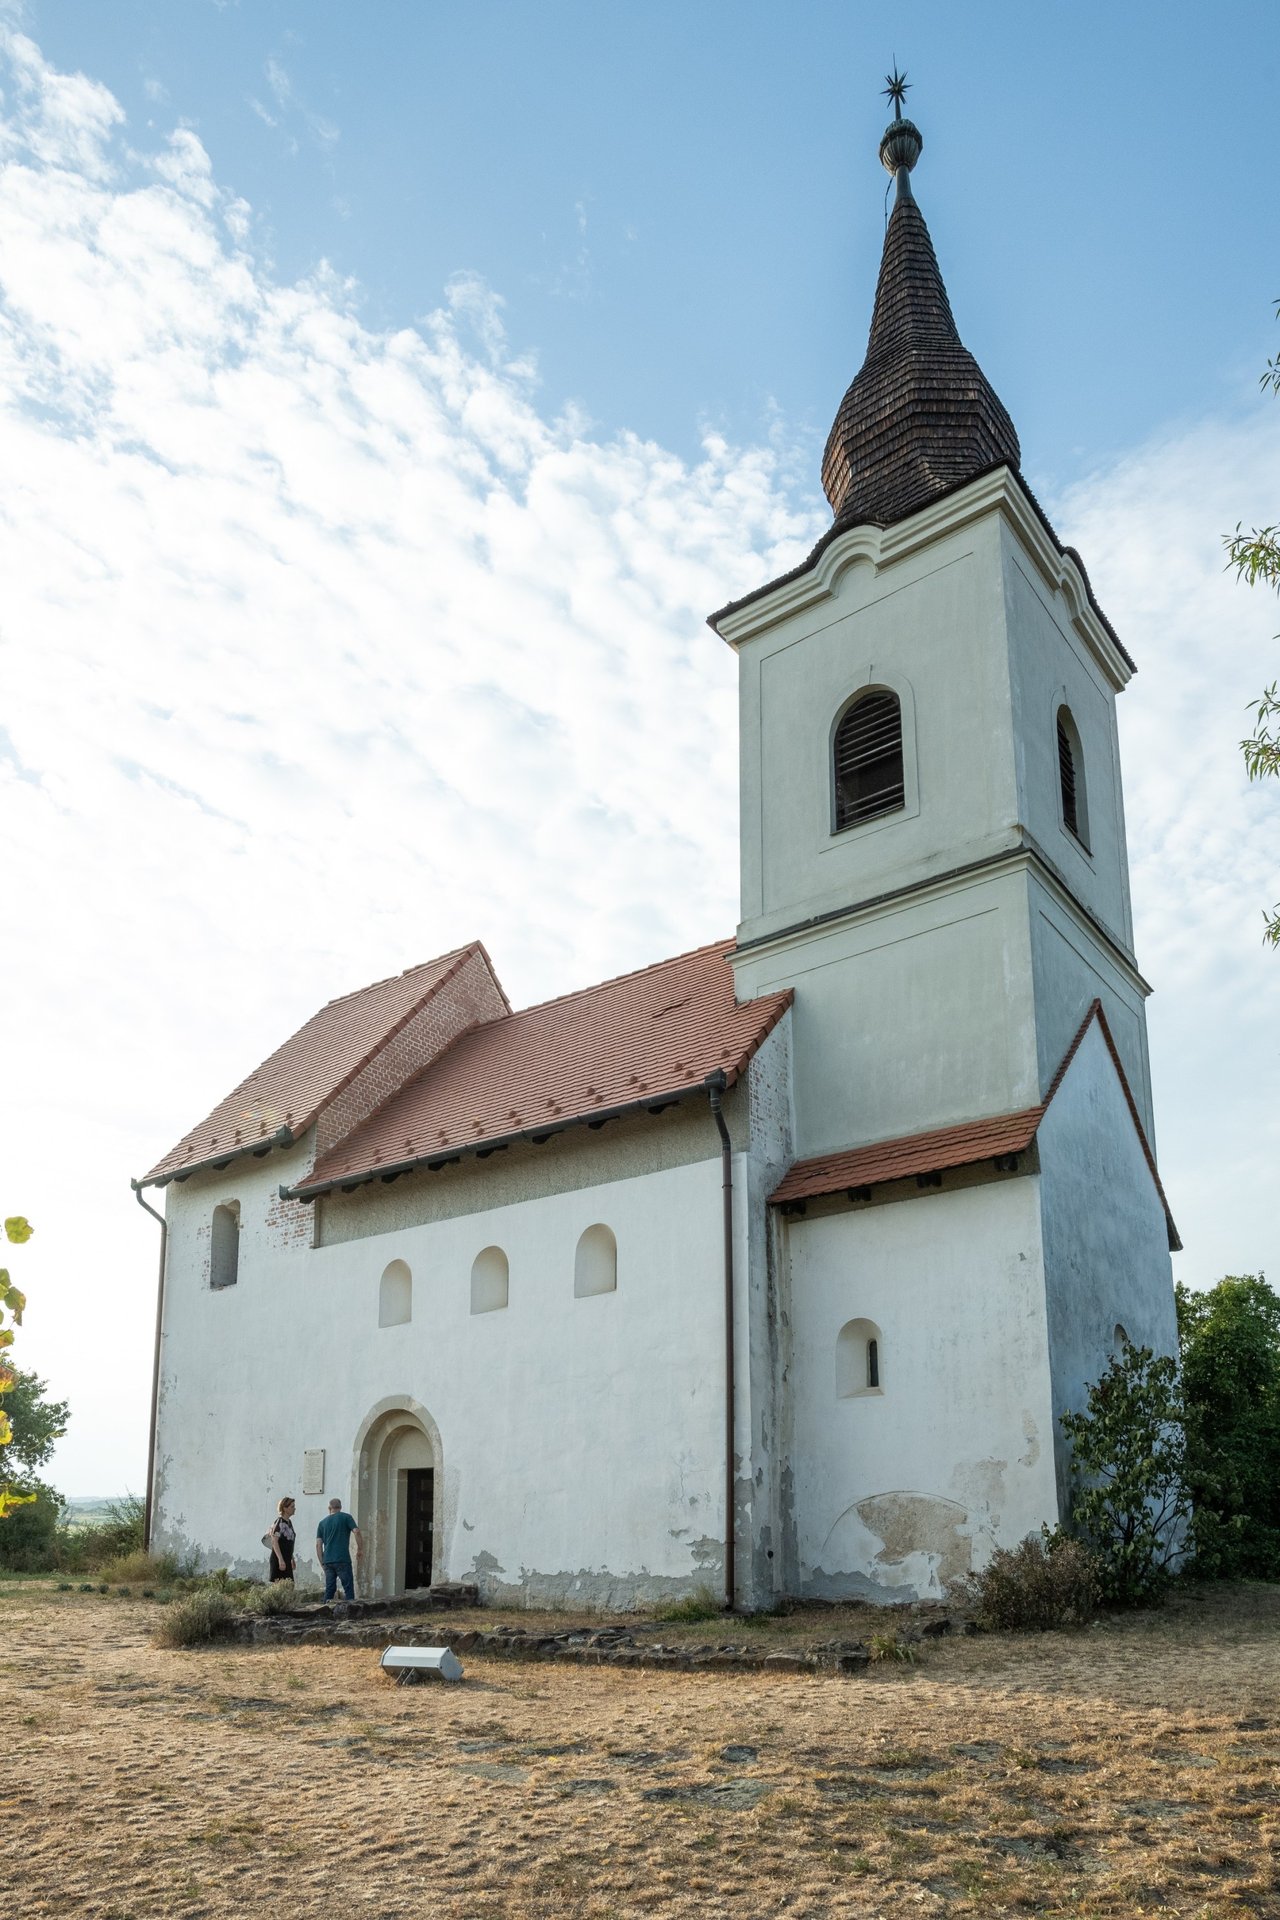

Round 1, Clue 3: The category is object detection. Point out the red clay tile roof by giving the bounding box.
[142,944,491,1185]
[769,1000,1179,1251]
[769,1108,1043,1206]
[293,940,793,1197]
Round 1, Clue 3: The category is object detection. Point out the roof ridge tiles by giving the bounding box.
[319,941,475,1010]
[504,936,736,1022]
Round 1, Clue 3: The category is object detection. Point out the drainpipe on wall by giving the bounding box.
[706,1071,736,1612]
[132,1180,168,1552]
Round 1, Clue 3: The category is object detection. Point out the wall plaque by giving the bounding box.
[302,1448,325,1497]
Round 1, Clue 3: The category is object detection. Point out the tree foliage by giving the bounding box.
[1061,1340,1190,1607]
[1226,300,1280,945]
[0,1364,69,1570]
[0,1214,34,1519]
[1177,1274,1280,1577]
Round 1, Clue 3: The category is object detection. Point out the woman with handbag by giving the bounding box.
[265,1495,297,1582]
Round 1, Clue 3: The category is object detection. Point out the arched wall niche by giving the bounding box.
[574,1224,618,1298]
[378,1258,412,1327]
[836,1317,883,1398]
[471,1246,509,1314]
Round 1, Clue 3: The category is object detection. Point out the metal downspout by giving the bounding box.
[132,1181,168,1552]
[707,1072,736,1612]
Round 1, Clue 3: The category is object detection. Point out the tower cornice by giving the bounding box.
[709,464,1134,693]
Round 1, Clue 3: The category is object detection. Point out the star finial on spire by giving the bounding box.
[883,66,909,122]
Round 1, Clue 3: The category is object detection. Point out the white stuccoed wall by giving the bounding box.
[1034,1018,1178,1511]
[152,1103,757,1608]
[781,1174,1059,1600]
[725,469,1154,1160]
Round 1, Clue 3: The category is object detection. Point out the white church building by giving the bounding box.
[138,95,1179,1610]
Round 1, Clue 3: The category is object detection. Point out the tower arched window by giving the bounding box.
[1056,705,1089,849]
[210,1201,240,1290]
[833,689,905,832]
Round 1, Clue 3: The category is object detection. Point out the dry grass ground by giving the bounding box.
[3,1582,1278,1919]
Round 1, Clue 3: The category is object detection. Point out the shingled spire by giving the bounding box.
[820,76,1020,528]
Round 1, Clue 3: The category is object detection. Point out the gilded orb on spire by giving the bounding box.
[879,66,922,176]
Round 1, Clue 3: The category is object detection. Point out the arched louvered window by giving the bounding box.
[1056,705,1089,848]
[833,689,905,832]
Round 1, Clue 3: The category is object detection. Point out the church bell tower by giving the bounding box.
[711,78,1178,1602]
[713,79,1154,1164]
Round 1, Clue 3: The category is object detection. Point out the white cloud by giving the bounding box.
[0,31,816,1494]
[1049,422,1280,1293]
[0,31,1275,1499]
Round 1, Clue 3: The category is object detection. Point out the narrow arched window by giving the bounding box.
[471,1246,509,1315]
[834,689,905,832]
[836,1317,883,1398]
[1056,705,1089,848]
[210,1201,240,1290]
[1112,1322,1130,1353]
[574,1224,617,1299]
[379,1259,412,1327]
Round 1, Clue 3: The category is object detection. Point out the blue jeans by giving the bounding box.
[323,1557,354,1602]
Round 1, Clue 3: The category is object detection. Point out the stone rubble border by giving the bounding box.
[226,1586,972,1675]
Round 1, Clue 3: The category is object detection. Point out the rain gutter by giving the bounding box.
[706,1070,736,1613]
[131,1180,168,1551]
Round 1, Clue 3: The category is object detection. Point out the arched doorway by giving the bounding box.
[352,1397,443,1598]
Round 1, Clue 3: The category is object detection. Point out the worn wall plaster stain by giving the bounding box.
[1019,1411,1040,1467]
[813,1489,974,1599]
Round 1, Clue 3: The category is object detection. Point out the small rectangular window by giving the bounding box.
[210,1201,240,1289]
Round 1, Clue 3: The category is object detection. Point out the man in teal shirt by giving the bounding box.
[316,1497,361,1603]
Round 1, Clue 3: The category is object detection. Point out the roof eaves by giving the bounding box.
[290,986,792,1203]
[284,1077,720,1204]
[768,1106,1043,1207]
[137,1123,298,1192]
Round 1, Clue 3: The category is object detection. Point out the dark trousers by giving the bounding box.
[323,1557,355,1602]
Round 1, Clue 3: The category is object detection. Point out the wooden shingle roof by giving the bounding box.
[820,168,1020,529]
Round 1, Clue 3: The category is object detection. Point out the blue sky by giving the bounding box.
[0,6,1277,1494]
[25,0,1280,491]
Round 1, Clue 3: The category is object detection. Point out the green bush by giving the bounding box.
[1178,1275,1280,1578]
[46,1494,148,1575]
[965,1530,1101,1631]
[244,1579,298,1616]
[98,1548,181,1585]
[151,1587,238,1648]
[0,1480,62,1571]
[654,1583,721,1623]
[1062,1340,1189,1607]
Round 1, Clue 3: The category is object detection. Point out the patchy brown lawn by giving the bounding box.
[4,1581,1278,1918]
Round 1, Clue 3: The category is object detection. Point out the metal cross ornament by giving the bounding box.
[883,67,910,118]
